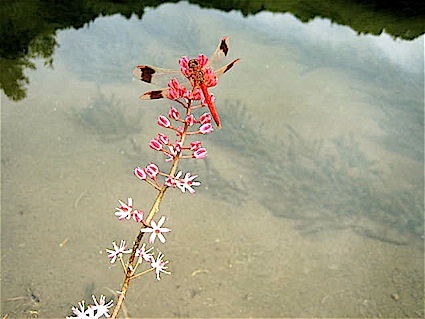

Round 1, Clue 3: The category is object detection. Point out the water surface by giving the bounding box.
[1,2,423,317]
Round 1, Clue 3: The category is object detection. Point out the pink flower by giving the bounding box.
[158,115,171,128]
[135,243,154,263]
[114,198,133,220]
[199,123,213,134]
[67,300,89,319]
[134,167,147,180]
[176,126,185,136]
[157,133,169,144]
[204,67,218,87]
[166,78,187,100]
[90,295,113,318]
[106,240,131,264]
[166,142,182,162]
[193,147,207,159]
[165,176,177,187]
[68,296,114,319]
[197,54,208,68]
[175,171,201,194]
[174,142,182,154]
[168,107,180,120]
[199,112,212,124]
[150,251,170,280]
[185,114,195,126]
[132,209,144,223]
[184,88,202,100]
[149,138,163,151]
[179,56,191,77]
[140,216,171,244]
[145,163,159,179]
[189,141,202,151]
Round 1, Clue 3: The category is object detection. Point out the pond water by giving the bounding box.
[1,2,424,317]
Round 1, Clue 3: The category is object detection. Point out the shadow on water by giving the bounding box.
[211,100,423,245]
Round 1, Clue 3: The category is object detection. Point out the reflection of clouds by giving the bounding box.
[53,1,422,174]
[56,0,423,87]
[55,2,242,84]
[249,11,423,74]
[371,33,424,73]
[57,14,153,83]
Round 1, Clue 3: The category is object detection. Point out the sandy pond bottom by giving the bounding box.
[1,169,423,318]
[1,30,424,317]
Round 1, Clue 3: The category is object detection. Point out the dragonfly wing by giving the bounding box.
[133,65,184,87]
[206,36,231,71]
[214,58,240,78]
[139,88,169,100]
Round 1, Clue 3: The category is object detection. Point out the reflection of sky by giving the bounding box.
[2,3,424,317]
[54,0,423,166]
[248,11,424,74]
[56,1,424,85]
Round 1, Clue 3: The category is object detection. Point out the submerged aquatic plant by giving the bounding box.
[215,102,424,244]
[71,92,143,141]
[67,37,239,318]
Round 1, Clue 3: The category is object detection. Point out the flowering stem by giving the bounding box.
[68,38,239,318]
[109,106,191,319]
[129,267,155,280]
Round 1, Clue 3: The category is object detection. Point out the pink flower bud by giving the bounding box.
[193,147,208,159]
[179,56,191,77]
[197,54,208,68]
[167,87,180,100]
[185,88,202,100]
[149,138,163,151]
[133,209,144,223]
[168,107,180,120]
[176,126,184,136]
[199,112,212,124]
[185,114,195,126]
[189,141,202,151]
[204,67,218,87]
[165,177,176,187]
[167,79,186,100]
[145,163,159,179]
[179,56,189,69]
[172,142,182,155]
[199,123,213,134]
[157,133,169,145]
[134,167,147,180]
[158,115,170,128]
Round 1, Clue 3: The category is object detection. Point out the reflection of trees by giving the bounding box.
[1,0,423,101]
[0,0,97,101]
[0,33,56,101]
[209,101,423,245]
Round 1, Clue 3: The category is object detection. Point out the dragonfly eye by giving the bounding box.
[188,59,199,68]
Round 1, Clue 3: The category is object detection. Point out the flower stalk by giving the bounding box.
[67,37,238,319]
[110,102,192,317]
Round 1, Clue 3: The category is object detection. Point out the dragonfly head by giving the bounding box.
[188,59,199,69]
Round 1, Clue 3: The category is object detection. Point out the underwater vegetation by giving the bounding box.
[211,100,424,245]
[70,92,143,142]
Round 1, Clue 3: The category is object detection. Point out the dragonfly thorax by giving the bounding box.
[188,59,205,85]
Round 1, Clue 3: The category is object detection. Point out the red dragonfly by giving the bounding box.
[132,36,240,129]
